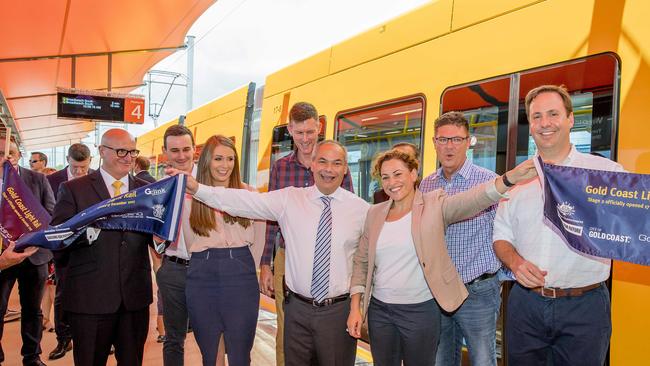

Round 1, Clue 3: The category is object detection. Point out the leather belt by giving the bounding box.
[165,255,190,266]
[289,291,349,307]
[466,272,497,286]
[530,282,602,299]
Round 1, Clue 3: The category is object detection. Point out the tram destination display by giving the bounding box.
[57,91,144,124]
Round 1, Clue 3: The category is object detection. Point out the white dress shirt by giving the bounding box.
[99,167,129,198]
[493,146,625,288]
[164,165,197,260]
[194,184,370,298]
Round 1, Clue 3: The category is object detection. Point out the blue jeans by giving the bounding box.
[368,297,440,366]
[506,283,611,366]
[436,275,500,366]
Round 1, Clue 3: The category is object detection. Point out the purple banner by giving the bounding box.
[538,157,650,266]
[0,161,51,247]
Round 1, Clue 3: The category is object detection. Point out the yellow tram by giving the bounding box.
[138,1,650,363]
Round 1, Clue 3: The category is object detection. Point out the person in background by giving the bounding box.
[29,152,48,173]
[346,149,536,366]
[259,102,354,366]
[182,135,264,366]
[493,85,625,366]
[419,111,502,366]
[372,142,420,204]
[46,142,92,361]
[0,136,55,366]
[47,143,92,197]
[134,156,156,183]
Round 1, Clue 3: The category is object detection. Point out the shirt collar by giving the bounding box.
[534,144,578,166]
[434,157,472,182]
[306,184,344,202]
[288,150,310,170]
[99,167,129,191]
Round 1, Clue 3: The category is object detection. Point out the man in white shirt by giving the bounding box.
[155,124,197,366]
[493,85,624,366]
[177,140,369,366]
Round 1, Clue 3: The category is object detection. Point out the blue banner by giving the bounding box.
[15,174,186,251]
[0,161,51,246]
[538,157,650,266]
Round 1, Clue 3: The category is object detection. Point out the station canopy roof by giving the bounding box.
[0,0,215,151]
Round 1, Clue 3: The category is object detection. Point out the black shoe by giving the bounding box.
[109,345,115,355]
[23,359,47,366]
[157,335,166,343]
[48,339,72,360]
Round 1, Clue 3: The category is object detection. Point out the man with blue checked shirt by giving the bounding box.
[419,111,501,366]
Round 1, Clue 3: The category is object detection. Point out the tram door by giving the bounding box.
[335,97,425,203]
[441,53,619,366]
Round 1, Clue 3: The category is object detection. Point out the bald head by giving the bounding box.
[99,129,138,179]
[101,128,135,146]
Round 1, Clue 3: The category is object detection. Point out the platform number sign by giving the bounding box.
[125,97,145,124]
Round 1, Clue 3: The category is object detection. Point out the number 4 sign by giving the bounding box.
[124,97,145,124]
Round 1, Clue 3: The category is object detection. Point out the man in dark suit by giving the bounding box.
[50,129,153,366]
[47,143,92,197]
[0,136,55,366]
[45,143,92,360]
[133,156,156,183]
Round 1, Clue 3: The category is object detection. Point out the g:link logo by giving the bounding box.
[639,234,650,242]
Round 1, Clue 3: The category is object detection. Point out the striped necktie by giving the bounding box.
[311,196,333,302]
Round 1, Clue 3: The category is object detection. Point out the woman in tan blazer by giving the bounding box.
[346,149,536,366]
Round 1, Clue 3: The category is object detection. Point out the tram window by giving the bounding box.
[270,115,326,167]
[335,97,425,202]
[441,76,511,174]
[516,54,618,163]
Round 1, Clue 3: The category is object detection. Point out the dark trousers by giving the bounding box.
[367,297,441,366]
[0,260,47,363]
[506,283,612,366]
[68,305,149,366]
[156,256,189,366]
[284,293,357,366]
[186,247,260,366]
[53,261,72,342]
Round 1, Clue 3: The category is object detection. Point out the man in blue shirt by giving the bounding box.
[419,112,501,366]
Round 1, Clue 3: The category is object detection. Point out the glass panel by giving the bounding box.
[270,116,326,167]
[516,54,618,163]
[441,76,511,174]
[335,98,424,202]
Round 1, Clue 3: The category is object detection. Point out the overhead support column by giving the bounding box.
[186,35,195,111]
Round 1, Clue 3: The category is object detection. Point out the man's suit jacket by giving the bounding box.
[18,166,55,265]
[46,167,68,199]
[351,181,501,323]
[135,170,156,183]
[51,170,153,314]
[47,166,96,199]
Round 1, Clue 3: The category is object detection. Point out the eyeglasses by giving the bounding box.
[30,160,42,164]
[102,145,140,158]
[434,136,469,145]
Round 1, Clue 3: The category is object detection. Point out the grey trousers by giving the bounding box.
[156,257,189,366]
[284,293,357,366]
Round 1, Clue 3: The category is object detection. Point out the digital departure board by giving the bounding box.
[57,91,145,124]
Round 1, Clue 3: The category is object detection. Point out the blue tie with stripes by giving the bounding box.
[311,196,332,303]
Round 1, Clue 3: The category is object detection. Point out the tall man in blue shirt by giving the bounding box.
[419,112,501,366]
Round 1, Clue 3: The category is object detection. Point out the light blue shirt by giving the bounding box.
[420,158,500,283]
